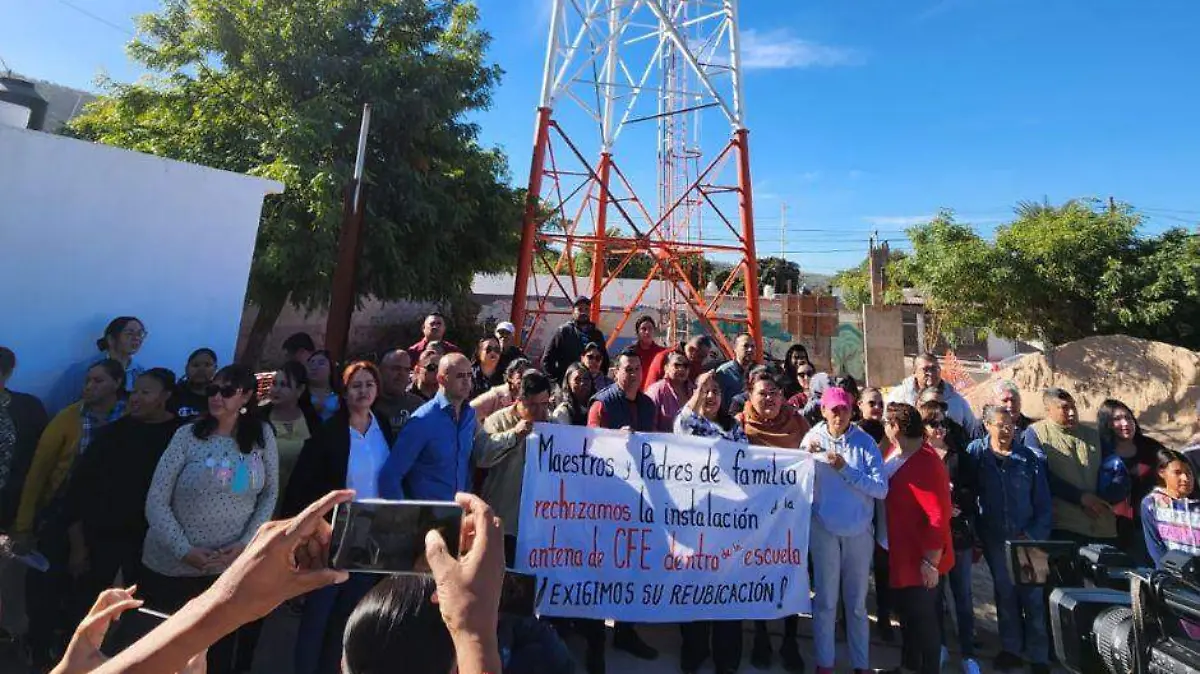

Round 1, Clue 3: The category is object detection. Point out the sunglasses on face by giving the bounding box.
[206,384,241,399]
[485,346,500,354]
[927,419,947,430]
[424,363,438,373]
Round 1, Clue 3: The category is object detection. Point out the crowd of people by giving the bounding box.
[0,298,1198,674]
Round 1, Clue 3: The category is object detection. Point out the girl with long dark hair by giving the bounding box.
[306,350,341,421]
[262,361,321,505]
[781,343,810,398]
[549,363,593,426]
[140,364,278,674]
[1098,399,1166,564]
[1142,448,1200,566]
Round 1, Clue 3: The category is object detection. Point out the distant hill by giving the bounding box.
[12,73,96,132]
[798,271,833,292]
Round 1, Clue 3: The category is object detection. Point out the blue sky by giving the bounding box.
[4,0,1200,274]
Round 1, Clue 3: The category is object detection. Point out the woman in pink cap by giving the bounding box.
[801,385,888,674]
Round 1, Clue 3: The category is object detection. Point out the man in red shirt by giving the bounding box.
[407,312,460,363]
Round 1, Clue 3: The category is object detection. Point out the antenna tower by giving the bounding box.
[509,0,763,358]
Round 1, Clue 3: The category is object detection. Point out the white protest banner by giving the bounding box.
[515,423,814,622]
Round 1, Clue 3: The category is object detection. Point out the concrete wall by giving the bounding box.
[238,274,838,371]
[0,126,282,399]
[861,305,906,387]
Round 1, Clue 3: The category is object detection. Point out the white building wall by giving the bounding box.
[0,126,282,399]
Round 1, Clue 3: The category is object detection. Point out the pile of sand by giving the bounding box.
[964,335,1200,446]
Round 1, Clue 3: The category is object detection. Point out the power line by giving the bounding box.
[55,0,133,35]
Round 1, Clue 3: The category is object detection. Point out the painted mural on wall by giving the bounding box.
[831,322,866,383]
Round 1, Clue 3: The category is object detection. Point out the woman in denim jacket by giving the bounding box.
[964,406,1052,674]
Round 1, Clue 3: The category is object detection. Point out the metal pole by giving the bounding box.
[590,153,613,324]
[324,104,372,362]
[510,108,554,346]
[735,128,762,361]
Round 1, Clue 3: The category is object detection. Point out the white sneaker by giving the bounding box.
[961,658,981,674]
[939,647,949,671]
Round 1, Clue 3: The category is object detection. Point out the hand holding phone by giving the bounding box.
[425,493,507,642]
[330,500,463,574]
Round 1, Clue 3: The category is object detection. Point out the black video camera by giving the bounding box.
[1008,541,1200,674]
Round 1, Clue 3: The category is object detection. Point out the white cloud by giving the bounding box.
[864,215,934,227]
[740,30,863,70]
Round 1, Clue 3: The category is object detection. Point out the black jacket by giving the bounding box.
[543,321,608,384]
[0,391,49,531]
[944,417,978,550]
[281,409,396,517]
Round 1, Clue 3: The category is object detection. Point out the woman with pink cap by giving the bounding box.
[801,385,888,674]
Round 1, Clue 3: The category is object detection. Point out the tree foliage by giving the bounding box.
[833,200,1200,349]
[64,0,523,361]
[833,249,910,310]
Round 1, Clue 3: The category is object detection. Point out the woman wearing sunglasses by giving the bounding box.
[139,364,279,674]
[917,398,981,674]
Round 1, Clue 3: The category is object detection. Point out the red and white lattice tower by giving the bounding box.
[509,0,763,359]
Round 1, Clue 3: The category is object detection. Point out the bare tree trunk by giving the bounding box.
[239,293,288,368]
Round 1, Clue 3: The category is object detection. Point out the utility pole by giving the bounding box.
[780,201,787,260]
[868,230,889,306]
[324,103,372,362]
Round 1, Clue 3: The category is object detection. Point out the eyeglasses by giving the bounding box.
[205,384,241,399]
[485,346,500,354]
[424,363,438,373]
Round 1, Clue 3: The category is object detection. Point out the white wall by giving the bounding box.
[0,126,283,400]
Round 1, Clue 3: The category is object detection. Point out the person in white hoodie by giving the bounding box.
[888,353,978,435]
[802,387,889,674]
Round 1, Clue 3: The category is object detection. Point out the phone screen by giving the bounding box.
[330,499,462,574]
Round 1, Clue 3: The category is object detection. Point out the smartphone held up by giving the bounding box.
[330,499,463,575]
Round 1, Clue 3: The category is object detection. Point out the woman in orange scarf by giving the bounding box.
[736,366,810,672]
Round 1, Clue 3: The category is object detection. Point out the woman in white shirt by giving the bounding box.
[284,361,396,674]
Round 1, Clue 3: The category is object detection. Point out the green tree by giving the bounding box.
[837,199,1200,350]
[64,0,522,363]
[832,249,910,310]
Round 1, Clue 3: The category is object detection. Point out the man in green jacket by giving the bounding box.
[1023,388,1117,544]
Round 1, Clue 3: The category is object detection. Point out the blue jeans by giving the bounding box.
[811,520,873,670]
[981,535,1048,664]
[939,548,975,658]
